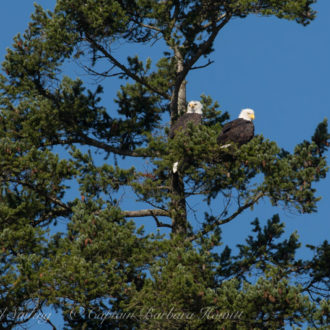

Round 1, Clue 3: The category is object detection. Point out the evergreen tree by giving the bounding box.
[0,0,329,328]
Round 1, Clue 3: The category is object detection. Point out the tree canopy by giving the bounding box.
[0,0,329,328]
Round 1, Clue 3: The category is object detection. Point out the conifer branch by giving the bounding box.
[8,178,71,212]
[76,133,152,158]
[32,208,71,227]
[47,135,151,158]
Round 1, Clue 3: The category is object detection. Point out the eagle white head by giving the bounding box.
[239,108,255,121]
[187,101,203,115]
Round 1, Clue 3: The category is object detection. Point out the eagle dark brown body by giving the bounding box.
[170,100,203,173]
[169,113,202,139]
[217,118,254,146]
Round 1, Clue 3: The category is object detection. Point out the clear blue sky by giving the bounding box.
[1,1,329,329]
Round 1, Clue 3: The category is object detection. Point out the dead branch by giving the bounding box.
[122,209,170,218]
[84,33,170,100]
[187,192,264,242]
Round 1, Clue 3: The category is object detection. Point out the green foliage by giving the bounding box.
[0,0,328,329]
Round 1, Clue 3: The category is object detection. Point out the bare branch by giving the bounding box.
[40,307,57,330]
[32,208,71,227]
[191,59,214,71]
[122,209,170,218]
[10,299,42,325]
[123,208,172,228]
[45,318,57,330]
[202,13,227,29]
[136,21,162,33]
[45,135,152,158]
[151,213,172,229]
[170,13,231,119]
[9,178,71,212]
[83,64,123,79]
[187,192,264,242]
[183,13,231,76]
[84,33,170,100]
[77,133,152,157]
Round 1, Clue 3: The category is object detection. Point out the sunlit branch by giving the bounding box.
[122,209,169,217]
[202,13,227,29]
[135,21,162,33]
[122,208,171,229]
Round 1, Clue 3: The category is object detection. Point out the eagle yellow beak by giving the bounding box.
[250,113,255,120]
[189,102,194,108]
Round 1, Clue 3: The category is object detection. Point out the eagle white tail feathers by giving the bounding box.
[220,143,232,149]
[172,161,179,173]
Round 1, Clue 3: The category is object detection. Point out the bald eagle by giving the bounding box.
[217,108,255,148]
[170,101,203,173]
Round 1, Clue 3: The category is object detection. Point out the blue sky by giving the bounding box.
[1,1,329,328]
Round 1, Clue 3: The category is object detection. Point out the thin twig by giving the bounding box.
[85,33,170,100]
[83,64,123,78]
[151,213,172,229]
[191,59,214,70]
[183,13,231,75]
[187,192,264,242]
[46,134,151,158]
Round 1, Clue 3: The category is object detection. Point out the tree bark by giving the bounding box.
[122,209,169,218]
[170,46,188,235]
[178,79,187,115]
[171,173,188,234]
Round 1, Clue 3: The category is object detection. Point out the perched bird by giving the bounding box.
[169,101,203,173]
[217,108,255,148]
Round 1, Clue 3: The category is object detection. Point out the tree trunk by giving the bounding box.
[171,172,187,234]
[170,47,188,235]
[178,79,187,115]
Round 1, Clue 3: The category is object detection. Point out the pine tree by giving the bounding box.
[0,1,329,329]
